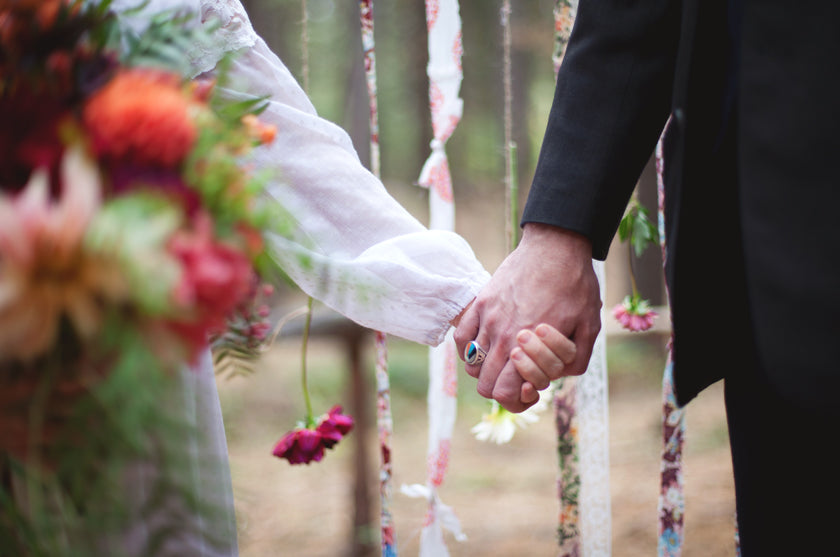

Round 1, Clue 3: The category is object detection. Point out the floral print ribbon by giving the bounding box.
[358,3,397,555]
[551,3,582,555]
[554,379,582,554]
[655,126,686,557]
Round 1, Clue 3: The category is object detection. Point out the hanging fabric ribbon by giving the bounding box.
[654,125,686,557]
[549,3,581,555]
[357,3,396,556]
[417,0,463,230]
[401,1,466,555]
[551,2,612,555]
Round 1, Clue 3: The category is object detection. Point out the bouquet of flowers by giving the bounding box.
[0,1,288,550]
[0,0,283,452]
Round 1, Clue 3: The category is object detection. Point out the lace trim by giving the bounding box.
[577,260,612,556]
[190,0,258,76]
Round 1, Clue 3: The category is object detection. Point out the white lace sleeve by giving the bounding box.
[218,37,489,345]
[190,0,257,75]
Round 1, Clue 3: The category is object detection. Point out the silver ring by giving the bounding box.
[464,341,487,366]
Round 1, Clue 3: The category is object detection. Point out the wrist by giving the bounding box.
[520,223,592,259]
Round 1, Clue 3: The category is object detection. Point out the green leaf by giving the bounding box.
[618,210,634,242]
[630,205,658,257]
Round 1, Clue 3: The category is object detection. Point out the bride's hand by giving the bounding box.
[449,300,473,328]
[511,324,577,402]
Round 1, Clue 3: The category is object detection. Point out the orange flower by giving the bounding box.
[83,69,197,168]
[241,114,277,145]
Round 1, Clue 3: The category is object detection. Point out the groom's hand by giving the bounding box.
[454,223,601,413]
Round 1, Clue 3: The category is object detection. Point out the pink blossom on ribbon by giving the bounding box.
[612,294,658,332]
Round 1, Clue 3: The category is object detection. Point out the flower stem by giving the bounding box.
[301,296,315,427]
[627,240,639,298]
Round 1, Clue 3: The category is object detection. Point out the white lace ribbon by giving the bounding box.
[577,261,612,557]
[411,1,464,554]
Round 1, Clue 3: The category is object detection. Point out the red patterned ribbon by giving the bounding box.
[358,3,396,555]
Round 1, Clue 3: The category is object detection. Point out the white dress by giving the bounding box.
[108,1,490,555]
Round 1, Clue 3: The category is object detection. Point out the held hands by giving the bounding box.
[454,223,602,413]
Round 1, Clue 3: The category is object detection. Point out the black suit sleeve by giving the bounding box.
[521,0,682,260]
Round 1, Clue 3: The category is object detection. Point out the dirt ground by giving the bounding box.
[217,333,736,557]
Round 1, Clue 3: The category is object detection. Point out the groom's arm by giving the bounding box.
[455,0,680,411]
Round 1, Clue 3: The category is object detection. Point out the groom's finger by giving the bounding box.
[493,361,535,413]
[566,316,600,376]
[463,332,490,379]
[475,342,506,399]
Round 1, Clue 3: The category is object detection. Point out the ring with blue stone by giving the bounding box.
[464,340,487,366]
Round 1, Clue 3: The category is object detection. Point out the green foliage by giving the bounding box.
[618,198,659,258]
[0,321,227,556]
[86,193,183,315]
[117,4,219,76]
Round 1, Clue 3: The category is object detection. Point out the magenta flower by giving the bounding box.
[316,405,354,449]
[273,406,354,465]
[613,294,658,332]
[272,427,325,465]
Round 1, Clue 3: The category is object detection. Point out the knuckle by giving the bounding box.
[547,361,566,380]
[493,387,518,407]
[533,377,550,391]
[474,295,491,315]
[453,328,468,346]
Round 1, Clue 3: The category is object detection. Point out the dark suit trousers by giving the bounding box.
[725,359,840,556]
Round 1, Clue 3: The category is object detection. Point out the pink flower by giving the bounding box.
[167,211,254,357]
[0,146,129,361]
[612,294,658,332]
[272,406,354,465]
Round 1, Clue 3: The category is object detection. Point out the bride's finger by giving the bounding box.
[520,379,540,406]
[515,325,576,381]
[453,303,480,364]
[536,323,577,363]
[511,346,552,391]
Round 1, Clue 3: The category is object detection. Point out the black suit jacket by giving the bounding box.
[522,0,840,409]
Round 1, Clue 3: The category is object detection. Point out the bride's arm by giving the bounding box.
[194,3,489,346]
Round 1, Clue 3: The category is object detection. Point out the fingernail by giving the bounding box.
[518,330,532,343]
[512,348,523,360]
[535,324,548,338]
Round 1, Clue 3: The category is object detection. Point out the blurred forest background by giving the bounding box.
[239,0,667,306]
[241,0,557,198]
[219,1,736,556]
